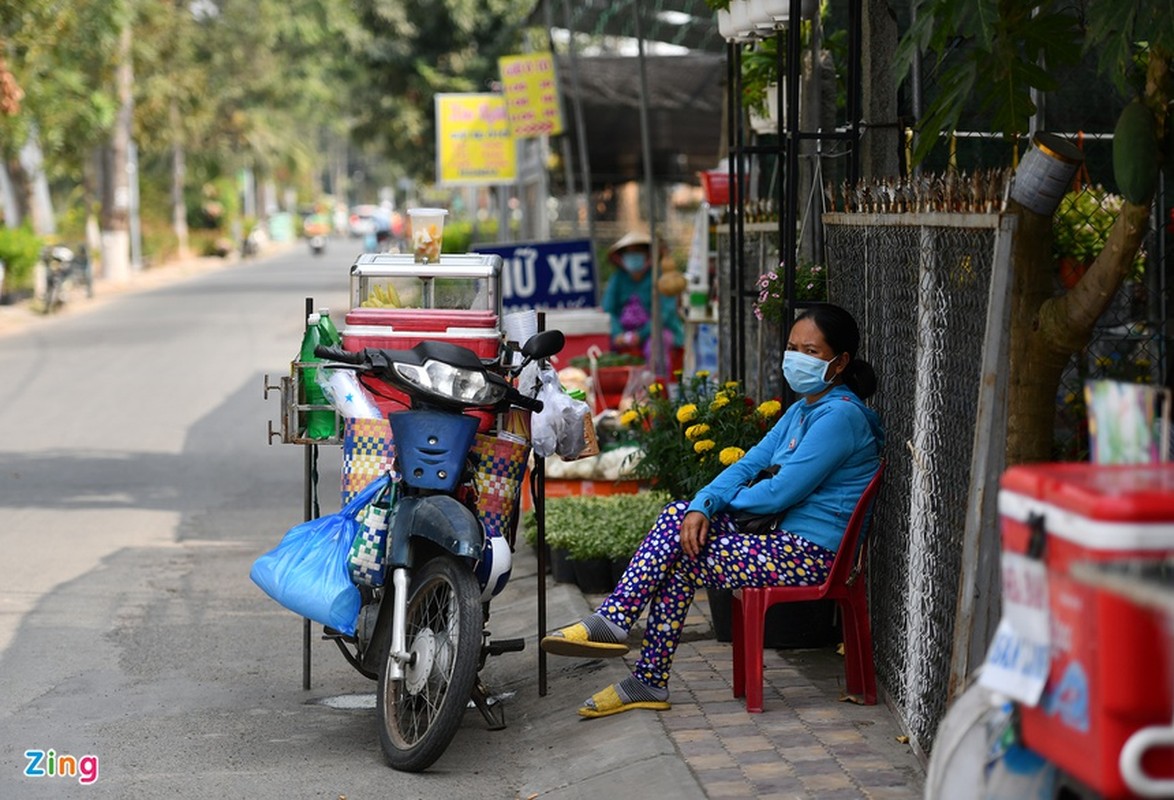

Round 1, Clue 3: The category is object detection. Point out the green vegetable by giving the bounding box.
[569,352,645,370]
[527,491,671,560]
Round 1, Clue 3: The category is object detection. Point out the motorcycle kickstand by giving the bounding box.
[470,679,507,731]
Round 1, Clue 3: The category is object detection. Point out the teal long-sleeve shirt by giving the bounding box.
[601,269,685,346]
[686,385,885,552]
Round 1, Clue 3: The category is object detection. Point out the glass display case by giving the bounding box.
[348,252,503,316]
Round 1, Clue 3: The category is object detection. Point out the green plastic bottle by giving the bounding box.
[317,307,341,347]
[299,312,335,439]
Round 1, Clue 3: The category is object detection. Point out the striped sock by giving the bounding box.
[582,613,627,644]
[616,675,669,704]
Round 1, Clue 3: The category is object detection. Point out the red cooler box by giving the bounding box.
[343,308,500,424]
[999,462,1174,798]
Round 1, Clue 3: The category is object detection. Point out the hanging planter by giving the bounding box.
[765,81,783,126]
[728,0,756,40]
[762,0,819,23]
[747,0,779,33]
[749,106,777,135]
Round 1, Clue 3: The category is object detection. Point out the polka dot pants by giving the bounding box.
[595,501,836,689]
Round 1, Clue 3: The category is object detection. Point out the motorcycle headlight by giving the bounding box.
[393,359,506,406]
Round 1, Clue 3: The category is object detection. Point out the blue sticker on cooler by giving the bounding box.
[1043,661,1090,733]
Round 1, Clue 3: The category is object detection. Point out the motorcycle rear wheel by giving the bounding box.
[377,555,482,772]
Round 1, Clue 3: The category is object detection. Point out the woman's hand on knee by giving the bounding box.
[679,511,710,559]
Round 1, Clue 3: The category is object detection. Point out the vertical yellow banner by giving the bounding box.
[498,52,564,138]
[435,93,517,186]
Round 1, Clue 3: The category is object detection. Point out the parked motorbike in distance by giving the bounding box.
[315,329,565,772]
[40,244,93,314]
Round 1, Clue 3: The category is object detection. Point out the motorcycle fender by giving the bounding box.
[360,498,482,675]
[388,495,482,565]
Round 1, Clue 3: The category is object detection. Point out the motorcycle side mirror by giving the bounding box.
[521,329,565,362]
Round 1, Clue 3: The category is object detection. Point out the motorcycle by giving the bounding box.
[40,244,93,314]
[308,234,327,256]
[314,329,564,772]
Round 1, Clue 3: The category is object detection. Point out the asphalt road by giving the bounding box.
[0,244,634,798]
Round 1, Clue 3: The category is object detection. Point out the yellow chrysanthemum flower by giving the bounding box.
[694,439,716,454]
[696,370,711,379]
[719,446,745,465]
[724,381,739,390]
[756,400,782,418]
[685,423,711,440]
[620,409,639,427]
[710,395,730,411]
[676,404,698,423]
[649,382,664,397]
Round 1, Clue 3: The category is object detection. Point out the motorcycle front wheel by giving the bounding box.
[377,555,482,772]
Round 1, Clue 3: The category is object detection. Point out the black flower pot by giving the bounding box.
[708,587,734,642]
[763,600,839,649]
[705,590,838,648]
[609,556,631,586]
[550,547,576,584]
[573,557,615,594]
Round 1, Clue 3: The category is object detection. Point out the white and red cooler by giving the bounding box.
[998,462,1174,798]
[345,254,503,426]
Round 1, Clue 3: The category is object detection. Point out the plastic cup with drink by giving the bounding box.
[407,208,447,264]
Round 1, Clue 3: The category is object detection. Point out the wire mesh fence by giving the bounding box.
[824,213,1004,755]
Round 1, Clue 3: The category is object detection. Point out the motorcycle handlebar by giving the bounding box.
[510,391,544,413]
[314,345,364,364]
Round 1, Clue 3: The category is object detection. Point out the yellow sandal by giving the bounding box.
[540,623,630,658]
[578,684,671,718]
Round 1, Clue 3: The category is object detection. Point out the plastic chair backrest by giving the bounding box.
[825,460,885,589]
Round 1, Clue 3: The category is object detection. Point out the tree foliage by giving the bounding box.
[896,0,1172,164]
[896,0,1172,463]
[348,0,531,178]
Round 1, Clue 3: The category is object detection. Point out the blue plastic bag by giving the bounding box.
[250,473,392,635]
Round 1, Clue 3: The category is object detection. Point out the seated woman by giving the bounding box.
[541,303,884,718]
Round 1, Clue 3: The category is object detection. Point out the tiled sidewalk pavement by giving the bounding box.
[584,588,926,799]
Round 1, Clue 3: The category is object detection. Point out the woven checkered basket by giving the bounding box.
[470,433,530,547]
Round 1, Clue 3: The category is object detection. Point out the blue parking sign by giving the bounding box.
[475,239,596,312]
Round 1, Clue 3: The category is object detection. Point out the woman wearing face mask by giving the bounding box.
[541,303,884,718]
[600,230,685,358]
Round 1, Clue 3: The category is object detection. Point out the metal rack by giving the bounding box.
[262,296,343,690]
[722,0,862,388]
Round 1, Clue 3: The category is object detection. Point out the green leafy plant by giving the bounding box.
[619,373,782,500]
[752,261,828,324]
[742,39,782,117]
[0,225,44,293]
[1052,189,1144,278]
[523,492,673,561]
[569,352,645,370]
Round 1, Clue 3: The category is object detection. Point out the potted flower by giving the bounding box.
[1053,187,1146,289]
[618,371,783,501]
[752,260,829,324]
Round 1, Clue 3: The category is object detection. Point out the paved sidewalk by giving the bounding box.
[564,584,927,799]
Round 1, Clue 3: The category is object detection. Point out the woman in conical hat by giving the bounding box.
[601,230,684,357]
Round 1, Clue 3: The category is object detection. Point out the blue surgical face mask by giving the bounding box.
[620,251,646,273]
[782,350,835,395]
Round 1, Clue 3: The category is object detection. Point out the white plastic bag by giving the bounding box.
[531,367,591,459]
[319,368,382,419]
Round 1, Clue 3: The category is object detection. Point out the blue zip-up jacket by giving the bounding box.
[686,385,885,552]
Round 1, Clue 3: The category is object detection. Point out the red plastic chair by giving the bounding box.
[730,461,885,712]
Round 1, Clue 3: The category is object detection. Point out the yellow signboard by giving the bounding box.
[498,52,564,138]
[435,93,517,186]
